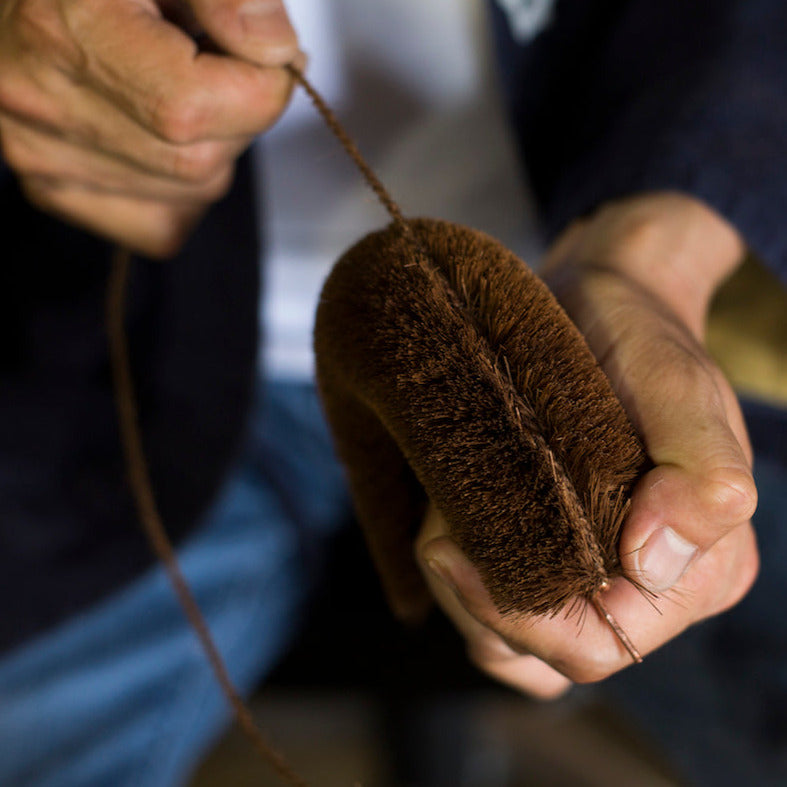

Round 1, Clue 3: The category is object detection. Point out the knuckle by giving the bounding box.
[146,207,195,258]
[149,92,209,145]
[0,127,60,181]
[0,72,22,117]
[201,164,235,201]
[144,199,209,258]
[606,213,665,265]
[19,175,56,210]
[712,538,760,616]
[0,131,30,172]
[0,56,38,120]
[0,75,70,132]
[1,125,79,183]
[168,143,227,184]
[702,466,758,525]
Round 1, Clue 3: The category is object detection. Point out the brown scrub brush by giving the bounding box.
[291,64,652,657]
[314,218,650,649]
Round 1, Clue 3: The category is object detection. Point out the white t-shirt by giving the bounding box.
[256,0,541,381]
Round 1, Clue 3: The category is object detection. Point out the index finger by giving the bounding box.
[69,2,297,142]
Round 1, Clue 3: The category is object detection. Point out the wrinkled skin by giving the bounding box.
[0,0,301,257]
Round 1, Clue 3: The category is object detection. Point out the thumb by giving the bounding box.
[186,0,300,66]
[567,272,759,594]
[542,194,758,601]
[619,357,758,593]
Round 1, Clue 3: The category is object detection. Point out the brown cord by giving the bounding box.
[104,65,419,787]
[106,248,309,787]
[285,63,409,233]
[105,63,642,787]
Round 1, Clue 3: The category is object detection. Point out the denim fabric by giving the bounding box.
[0,380,349,787]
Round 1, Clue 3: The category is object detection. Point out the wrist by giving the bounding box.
[543,192,745,338]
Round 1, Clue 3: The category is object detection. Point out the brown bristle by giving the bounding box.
[314,218,649,622]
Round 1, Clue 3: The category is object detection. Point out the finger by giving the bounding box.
[416,508,506,647]
[425,561,571,700]
[185,0,299,66]
[468,646,573,700]
[543,196,746,338]
[3,83,251,184]
[423,524,758,684]
[609,302,756,591]
[2,113,237,202]
[67,1,297,142]
[427,554,571,699]
[416,513,572,698]
[22,176,206,258]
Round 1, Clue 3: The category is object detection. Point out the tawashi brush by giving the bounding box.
[314,218,649,660]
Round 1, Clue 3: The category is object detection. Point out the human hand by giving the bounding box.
[416,192,759,699]
[0,0,300,257]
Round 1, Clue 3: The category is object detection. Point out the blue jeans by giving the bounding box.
[0,380,350,787]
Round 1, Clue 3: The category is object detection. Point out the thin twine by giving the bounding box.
[105,65,415,787]
[285,63,410,233]
[106,63,642,787]
[106,248,310,787]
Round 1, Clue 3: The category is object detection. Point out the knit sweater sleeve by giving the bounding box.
[490,0,787,282]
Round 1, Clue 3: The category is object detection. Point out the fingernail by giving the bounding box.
[637,526,698,592]
[240,0,282,17]
[239,0,296,38]
[426,558,458,594]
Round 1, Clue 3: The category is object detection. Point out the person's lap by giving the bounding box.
[3,384,786,787]
[0,379,349,787]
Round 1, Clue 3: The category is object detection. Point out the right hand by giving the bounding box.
[0,0,299,257]
[417,193,759,698]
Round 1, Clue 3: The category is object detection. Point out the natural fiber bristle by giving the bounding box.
[315,218,648,620]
